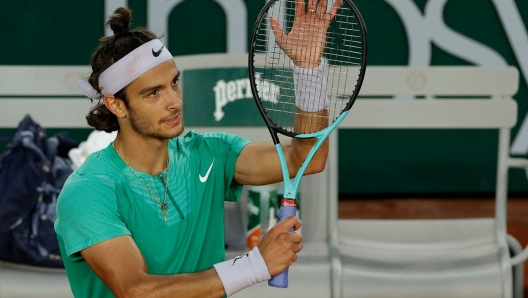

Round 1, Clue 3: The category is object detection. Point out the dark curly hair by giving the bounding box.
[85,7,158,132]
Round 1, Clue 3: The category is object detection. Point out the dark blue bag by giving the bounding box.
[0,115,76,268]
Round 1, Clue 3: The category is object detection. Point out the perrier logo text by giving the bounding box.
[213,73,280,121]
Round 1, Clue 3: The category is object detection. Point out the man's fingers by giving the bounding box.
[328,0,343,20]
[307,0,318,13]
[269,16,286,42]
[289,231,303,244]
[293,220,302,232]
[293,242,303,253]
[295,0,305,18]
[320,0,329,14]
[275,216,302,232]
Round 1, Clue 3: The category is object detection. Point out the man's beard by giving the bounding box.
[128,107,184,140]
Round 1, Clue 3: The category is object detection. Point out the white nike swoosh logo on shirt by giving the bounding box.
[199,159,214,183]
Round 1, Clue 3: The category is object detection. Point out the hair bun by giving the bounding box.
[107,7,131,34]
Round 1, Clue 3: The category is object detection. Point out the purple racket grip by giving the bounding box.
[268,200,297,288]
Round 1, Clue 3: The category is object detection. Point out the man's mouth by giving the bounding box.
[163,113,181,125]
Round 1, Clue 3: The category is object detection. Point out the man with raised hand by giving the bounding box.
[55,2,340,297]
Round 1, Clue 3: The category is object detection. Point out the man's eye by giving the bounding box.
[172,78,180,86]
[149,90,158,97]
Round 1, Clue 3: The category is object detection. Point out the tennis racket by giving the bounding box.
[248,0,367,288]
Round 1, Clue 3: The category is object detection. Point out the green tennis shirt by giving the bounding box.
[54,131,251,298]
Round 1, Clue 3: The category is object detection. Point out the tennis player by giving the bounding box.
[55,5,331,298]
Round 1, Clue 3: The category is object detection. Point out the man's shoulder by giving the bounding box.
[63,149,122,193]
[57,158,120,216]
[77,148,122,176]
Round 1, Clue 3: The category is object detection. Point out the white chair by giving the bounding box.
[328,67,526,298]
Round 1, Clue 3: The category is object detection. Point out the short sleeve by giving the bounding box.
[55,173,131,260]
[221,133,251,202]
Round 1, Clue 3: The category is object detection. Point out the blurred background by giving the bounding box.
[1,0,528,296]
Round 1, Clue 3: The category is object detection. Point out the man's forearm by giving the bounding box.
[287,59,330,176]
[114,248,271,298]
[119,268,225,298]
[294,108,329,134]
[286,108,329,177]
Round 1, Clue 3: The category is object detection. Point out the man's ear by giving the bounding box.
[103,95,127,118]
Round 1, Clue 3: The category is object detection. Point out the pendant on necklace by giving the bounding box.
[161,203,169,222]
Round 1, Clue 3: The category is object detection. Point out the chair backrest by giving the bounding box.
[360,67,518,96]
[326,65,519,230]
[0,66,92,128]
[344,66,518,129]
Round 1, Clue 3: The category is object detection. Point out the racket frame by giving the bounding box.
[247,0,368,288]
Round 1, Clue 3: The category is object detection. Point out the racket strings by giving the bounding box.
[253,0,365,135]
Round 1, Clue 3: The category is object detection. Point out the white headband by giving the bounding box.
[78,39,173,99]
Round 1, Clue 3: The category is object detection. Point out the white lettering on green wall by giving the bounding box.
[213,75,280,121]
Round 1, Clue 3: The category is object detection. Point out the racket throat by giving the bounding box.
[275,144,301,199]
[282,184,299,200]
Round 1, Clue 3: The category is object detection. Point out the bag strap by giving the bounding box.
[46,137,59,162]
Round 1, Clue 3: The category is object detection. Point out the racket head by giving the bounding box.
[248,0,367,138]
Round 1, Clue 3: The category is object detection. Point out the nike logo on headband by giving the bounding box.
[152,45,164,57]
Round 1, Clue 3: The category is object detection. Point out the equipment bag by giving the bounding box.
[0,115,76,268]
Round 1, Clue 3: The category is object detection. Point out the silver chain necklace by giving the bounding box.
[113,143,170,222]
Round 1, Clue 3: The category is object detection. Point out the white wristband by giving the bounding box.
[214,247,271,296]
[293,60,328,112]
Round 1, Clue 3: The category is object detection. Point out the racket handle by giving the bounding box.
[268,201,297,288]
